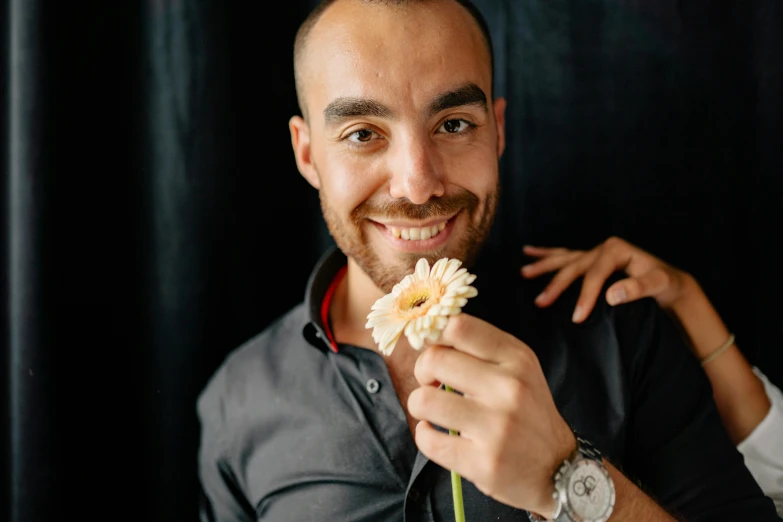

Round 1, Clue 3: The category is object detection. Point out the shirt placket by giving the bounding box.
[404,451,436,522]
[349,348,436,521]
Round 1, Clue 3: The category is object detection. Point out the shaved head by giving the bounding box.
[293,0,495,121]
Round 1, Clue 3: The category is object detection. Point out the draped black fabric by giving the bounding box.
[3,1,781,521]
[470,0,783,386]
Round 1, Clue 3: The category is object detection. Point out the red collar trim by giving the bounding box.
[320,265,347,353]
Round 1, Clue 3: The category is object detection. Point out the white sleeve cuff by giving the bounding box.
[736,367,783,516]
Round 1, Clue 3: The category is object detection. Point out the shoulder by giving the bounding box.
[196,303,309,426]
[523,269,682,377]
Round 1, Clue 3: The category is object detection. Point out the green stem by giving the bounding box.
[444,384,466,522]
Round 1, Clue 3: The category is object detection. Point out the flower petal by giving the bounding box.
[415,258,431,280]
[439,296,457,307]
[426,329,442,342]
[438,259,458,282]
[446,267,468,285]
[367,307,393,318]
[378,322,406,355]
[458,286,478,298]
[431,258,449,281]
[365,315,397,328]
[408,333,425,350]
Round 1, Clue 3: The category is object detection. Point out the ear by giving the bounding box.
[493,97,507,158]
[289,115,320,189]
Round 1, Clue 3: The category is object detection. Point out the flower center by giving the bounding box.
[396,282,444,321]
[412,296,429,308]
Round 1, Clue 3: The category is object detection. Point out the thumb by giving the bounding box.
[605,269,670,306]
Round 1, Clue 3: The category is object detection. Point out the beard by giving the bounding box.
[319,174,500,294]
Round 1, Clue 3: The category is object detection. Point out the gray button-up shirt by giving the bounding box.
[197,246,780,521]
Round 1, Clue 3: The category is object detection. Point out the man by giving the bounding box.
[197,1,781,520]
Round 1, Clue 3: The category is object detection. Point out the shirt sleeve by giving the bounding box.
[196,367,256,522]
[736,367,783,517]
[615,298,781,521]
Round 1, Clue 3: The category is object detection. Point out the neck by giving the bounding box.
[330,257,386,350]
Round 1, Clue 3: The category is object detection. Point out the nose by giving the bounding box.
[387,134,446,205]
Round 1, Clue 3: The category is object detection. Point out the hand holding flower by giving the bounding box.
[408,313,577,518]
[366,257,478,521]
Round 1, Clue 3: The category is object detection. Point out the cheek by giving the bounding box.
[442,146,498,197]
[320,153,386,215]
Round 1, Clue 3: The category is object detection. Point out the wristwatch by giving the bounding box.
[528,433,616,522]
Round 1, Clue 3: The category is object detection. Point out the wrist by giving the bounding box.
[667,274,732,358]
[536,431,578,518]
[669,271,701,314]
[530,433,616,522]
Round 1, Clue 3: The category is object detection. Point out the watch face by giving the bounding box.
[565,460,614,522]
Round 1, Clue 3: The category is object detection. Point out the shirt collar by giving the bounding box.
[302,246,348,353]
[300,240,522,353]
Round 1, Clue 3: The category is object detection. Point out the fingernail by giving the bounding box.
[535,292,547,304]
[572,305,584,323]
[521,265,531,274]
[607,288,627,306]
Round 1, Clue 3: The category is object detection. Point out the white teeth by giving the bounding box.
[389,222,448,241]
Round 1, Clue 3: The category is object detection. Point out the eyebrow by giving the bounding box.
[323,98,393,126]
[427,83,487,116]
[322,82,488,126]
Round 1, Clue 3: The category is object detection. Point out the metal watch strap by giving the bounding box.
[574,433,602,462]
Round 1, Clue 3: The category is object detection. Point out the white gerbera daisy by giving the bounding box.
[365,257,478,356]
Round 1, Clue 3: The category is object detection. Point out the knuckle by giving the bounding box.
[414,423,438,456]
[407,387,432,416]
[603,236,628,256]
[624,278,641,295]
[605,236,623,248]
[446,313,469,338]
[499,374,527,407]
[419,344,443,371]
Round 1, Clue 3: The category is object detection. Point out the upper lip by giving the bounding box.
[371,213,457,229]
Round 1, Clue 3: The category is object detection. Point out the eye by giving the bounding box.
[347,129,378,143]
[438,119,473,134]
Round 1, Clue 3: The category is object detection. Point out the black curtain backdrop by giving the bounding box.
[3,1,780,521]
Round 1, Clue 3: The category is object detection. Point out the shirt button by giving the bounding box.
[408,488,420,502]
[366,378,380,394]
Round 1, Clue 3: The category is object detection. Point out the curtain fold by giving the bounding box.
[141,1,234,517]
[7,1,56,520]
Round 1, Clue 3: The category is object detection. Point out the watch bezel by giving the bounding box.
[557,457,615,522]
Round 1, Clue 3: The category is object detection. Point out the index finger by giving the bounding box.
[436,313,527,364]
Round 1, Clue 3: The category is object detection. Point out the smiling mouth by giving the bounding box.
[388,221,447,241]
[371,212,459,244]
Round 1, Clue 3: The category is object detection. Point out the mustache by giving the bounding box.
[352,192,479,223]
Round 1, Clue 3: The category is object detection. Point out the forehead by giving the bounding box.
[302,0,492,122]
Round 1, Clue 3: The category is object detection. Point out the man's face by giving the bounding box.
[291,0,506,293]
